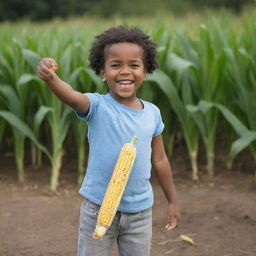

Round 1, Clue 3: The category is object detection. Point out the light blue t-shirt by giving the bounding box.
[76,93,164,212]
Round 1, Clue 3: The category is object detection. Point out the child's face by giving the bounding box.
[101,42,147,101]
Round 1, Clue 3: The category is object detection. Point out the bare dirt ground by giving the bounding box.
[1,150,256,256]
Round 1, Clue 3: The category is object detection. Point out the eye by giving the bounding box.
[131,64,139,68]
[111,64,119,68]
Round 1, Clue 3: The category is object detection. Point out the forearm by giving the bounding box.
[45,75,87,113]
[153,155,177,205]
[46,75,75,105]
[151,135,180,228]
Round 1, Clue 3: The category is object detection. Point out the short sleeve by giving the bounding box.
[153,106,165,137]
[75,93,100,121]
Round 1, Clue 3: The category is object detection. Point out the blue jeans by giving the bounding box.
[77,198,152,256]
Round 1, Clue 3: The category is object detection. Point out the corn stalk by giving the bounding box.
[21,42,73,192]
[0,111,51,182]
[220,32,256,185]
[146,69,200,180]
[179,25,228,178]
[189,101,256,186]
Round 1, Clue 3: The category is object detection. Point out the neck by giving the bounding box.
[109,92,143,110]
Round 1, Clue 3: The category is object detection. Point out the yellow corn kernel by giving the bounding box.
[93,136,138,240]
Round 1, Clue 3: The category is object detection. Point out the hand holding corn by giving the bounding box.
[93,136,138,240]
[37,58,58,82]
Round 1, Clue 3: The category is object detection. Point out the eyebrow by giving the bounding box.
[108,59,142,63]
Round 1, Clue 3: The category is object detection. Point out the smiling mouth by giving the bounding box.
[117,80,134,89]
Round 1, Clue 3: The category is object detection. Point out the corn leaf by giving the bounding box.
[166,54,196,85]
[34,106,53,135]
[0,85,21,115]
[22,49,41,70]
[17,74,41,87]
[59,45,72,80]
[229,131,256,161]
[215,103,249,135]
[0,111,51,159]
[146,69,187,123]
[82,67,104,92]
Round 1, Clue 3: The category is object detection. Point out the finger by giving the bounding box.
[166,219,177,229]
[49,58,58,70]
[165,224,174,231]
[37,62,50,73]
[37,70,50,81]
[45,58,58,71]
[165,217,178,231]
[46,60,54,70]
[165,222,177,231]
[38,62,55,76]
[37,65,50,77]
[39,58,55,70]
[37,68,54,81]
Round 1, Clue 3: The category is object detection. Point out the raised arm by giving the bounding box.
[37,58,89,113]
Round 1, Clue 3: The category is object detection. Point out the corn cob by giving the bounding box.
[92,136,138,240]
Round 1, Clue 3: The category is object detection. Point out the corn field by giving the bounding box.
[0,10,256,192]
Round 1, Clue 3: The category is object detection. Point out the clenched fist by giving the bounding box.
[37,58,58,82]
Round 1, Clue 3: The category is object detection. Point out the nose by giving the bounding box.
[119,65,131,74]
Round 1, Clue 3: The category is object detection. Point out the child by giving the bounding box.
[37,25,180,256]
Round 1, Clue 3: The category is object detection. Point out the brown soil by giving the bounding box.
[0,151,256,256]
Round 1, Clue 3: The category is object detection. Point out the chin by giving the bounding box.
[118,91,135,98]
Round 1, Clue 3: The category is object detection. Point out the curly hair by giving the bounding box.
[89,26,159,75]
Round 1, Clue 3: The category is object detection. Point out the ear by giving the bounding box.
[100,70,106,82]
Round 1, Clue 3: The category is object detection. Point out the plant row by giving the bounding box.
[0,16,255,192]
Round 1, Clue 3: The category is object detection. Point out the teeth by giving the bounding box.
[118,80,133,84]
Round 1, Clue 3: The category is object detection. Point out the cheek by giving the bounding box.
[105,70,118,79]
[137,71,146,80]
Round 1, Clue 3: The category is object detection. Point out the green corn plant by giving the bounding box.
[0,39,42,182]
[179,25,228,178]
[144,29,200,180]
[32,105,52,167]
[189,100,256,186]
[1,13,256,188]
[0,84,25,182]
[22,39,75,192]
[146,68,200,180]
[165,52,201,180]
[0,110,50,156]
[224,46,256,135]
[24,31,106,192]
[22,30,105,190]
[218,24,256,184]
[149,28,178,157]
[21,46,51,167]
[138,78,176,158]
[0,48,50,175]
